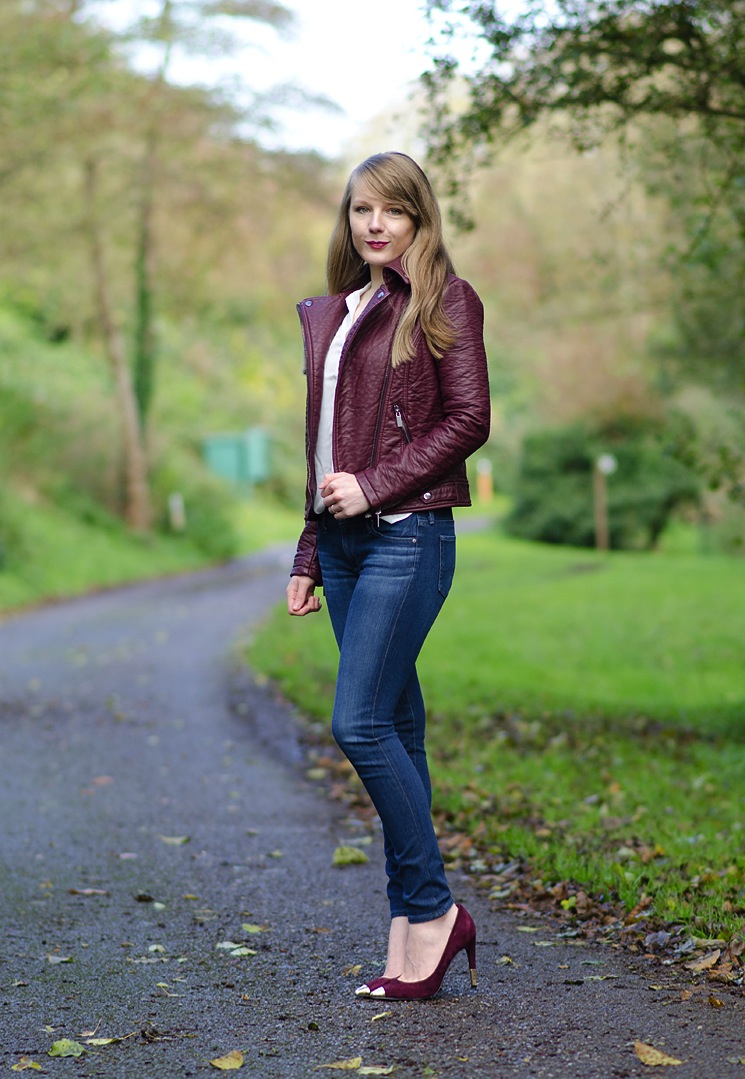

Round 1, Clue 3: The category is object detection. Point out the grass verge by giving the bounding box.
[247,525,745,941]
[0,493,300,616]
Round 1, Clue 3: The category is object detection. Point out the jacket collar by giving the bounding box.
[382,256,410,288]
[346,256,410,296]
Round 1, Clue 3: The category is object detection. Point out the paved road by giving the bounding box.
[0,551,743,1078]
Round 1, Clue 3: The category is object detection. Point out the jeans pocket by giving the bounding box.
[438,534,456,598]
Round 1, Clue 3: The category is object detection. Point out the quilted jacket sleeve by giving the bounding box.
[291,517,322,585]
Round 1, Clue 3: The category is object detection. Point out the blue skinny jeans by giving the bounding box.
[317,508,456,924]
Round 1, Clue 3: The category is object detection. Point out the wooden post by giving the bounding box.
[593,454,617,551]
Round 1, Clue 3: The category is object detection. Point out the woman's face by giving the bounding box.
[348,178,416,283]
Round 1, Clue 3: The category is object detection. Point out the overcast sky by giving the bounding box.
[244,0,438,157]
[98,0,467,159]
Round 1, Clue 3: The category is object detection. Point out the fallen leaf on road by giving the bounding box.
[498,955,514,965]
[85,1038,121,1046]
[210,1050,244,1070]
[342,964,362,977]
[48,1040,85,1058]
[241,923,266,934]
[370,1011,391,1022]
[634,1042,683,1066]
[516,926,540,933]
[685,948,720,972]
[46,954,72,965]
[159,835,190,845]
[332,846,369,867]
[11,1058,42,1071]
[316,1059,363,1070]
[68,888,109,896]
[708,995,724,1008]
[359,1067,396,1076]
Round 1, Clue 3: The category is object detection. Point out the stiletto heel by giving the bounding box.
[371,904,477,1001]
[466,933,477,987]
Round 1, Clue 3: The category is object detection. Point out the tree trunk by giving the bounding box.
[133,131,157,425]
[83,156,151,534]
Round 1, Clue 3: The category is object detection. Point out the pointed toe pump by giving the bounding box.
[354,977,389,997]
[376,904,477,1001]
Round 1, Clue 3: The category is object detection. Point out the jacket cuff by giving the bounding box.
[291,518,322,585]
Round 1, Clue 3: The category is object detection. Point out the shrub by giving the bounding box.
[150,448,240,560]
[505,421,700,550]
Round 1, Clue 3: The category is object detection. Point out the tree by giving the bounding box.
[0,0,297,533]
[423,0,745,501]
[423,1,745,158]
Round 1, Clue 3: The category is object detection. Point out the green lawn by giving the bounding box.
[248,524,745,937]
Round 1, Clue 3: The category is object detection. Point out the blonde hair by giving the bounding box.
[326,152,456,367]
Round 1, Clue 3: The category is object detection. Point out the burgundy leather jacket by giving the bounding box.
[291,257,490,584]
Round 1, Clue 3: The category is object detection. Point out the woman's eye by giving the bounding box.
[354,205,370,213]
[388,207,404,215]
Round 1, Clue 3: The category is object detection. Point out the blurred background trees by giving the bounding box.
[1,0,744,582]
[425,0,745,547]
[0,0,334,554]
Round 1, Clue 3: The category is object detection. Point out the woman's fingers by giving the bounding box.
[287,576,322,616]
[320,472,371,518]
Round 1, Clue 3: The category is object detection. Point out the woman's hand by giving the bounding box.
[287,575,322,617]
[320,472,371,519]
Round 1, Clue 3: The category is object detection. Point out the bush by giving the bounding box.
[150,448,240,561]
[0,483,29,571]
[505,421,700,550]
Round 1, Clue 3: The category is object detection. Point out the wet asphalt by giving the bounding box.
[0,548,743,1078]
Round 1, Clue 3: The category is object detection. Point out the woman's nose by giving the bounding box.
[369,210,384,232]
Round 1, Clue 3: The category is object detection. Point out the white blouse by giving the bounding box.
[313,284,410,524]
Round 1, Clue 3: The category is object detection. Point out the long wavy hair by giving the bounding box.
[326,152,456,367]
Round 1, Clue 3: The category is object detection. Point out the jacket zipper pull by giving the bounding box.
[394,403,404,428]
[376,511,382,528]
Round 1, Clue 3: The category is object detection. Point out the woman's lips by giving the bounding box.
[366,241,389,250]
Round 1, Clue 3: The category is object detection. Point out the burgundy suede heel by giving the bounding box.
[373,904,477,1001]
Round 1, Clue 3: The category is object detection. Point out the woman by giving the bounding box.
[286,152,490,1001]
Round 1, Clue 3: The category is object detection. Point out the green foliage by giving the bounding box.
[0,489,205,611]
[0,482,28,572]
[424,1,745,171]
[150,448,240,560]
[425,0,745,412]
[248,527,745,933]
[0,0,334,533]
[504,421,699,550]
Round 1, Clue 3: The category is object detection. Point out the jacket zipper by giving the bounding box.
[298,303,317,514]
[369,365,392,467]
[394,402,412,443]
